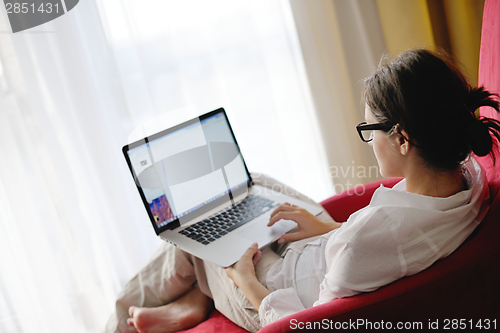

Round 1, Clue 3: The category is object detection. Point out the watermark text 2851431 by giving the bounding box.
[5,2,60,14]
[3,1,80,33]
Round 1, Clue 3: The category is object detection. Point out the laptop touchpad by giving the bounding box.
[237,217,296,244]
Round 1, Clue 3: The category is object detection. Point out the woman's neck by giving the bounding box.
[404,164,466,198]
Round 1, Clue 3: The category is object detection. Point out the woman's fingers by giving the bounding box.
[225,243,260,284]
[270,203,297,216]
[242,242,259,258]
[268,210,306,227]
[268,203,303,226]
[252,250,262,266]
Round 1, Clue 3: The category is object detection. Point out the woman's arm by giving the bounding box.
[225,243,270,311]
[268,203,342,243]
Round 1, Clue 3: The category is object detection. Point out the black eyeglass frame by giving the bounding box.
[356,121,394,142]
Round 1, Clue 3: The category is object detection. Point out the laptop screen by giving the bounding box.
[123,108,252,234]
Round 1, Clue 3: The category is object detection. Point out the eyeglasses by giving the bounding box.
[356,121,394,142]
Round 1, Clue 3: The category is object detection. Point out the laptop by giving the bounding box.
[122,108,323,267]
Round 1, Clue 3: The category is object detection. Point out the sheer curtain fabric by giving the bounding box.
[0,1,331,332]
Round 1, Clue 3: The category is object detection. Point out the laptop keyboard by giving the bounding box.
[179,195,278,245]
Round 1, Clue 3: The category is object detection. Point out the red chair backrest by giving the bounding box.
[476,0,500,198]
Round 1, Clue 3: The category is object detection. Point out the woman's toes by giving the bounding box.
[129,306,137,317]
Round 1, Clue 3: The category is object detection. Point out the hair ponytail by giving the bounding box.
[465,87,500,158]
[465,87,499,112]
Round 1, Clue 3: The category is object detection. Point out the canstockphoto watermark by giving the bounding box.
[290,318,497,331]
[329,163,380,181]
[251,174,304,198]
[330,163,381,195]
[2,1,80,33]
[290,318,424,330]
[251,162,381,198]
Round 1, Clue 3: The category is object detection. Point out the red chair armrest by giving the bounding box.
[320,178,401,222]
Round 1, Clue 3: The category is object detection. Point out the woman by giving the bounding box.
[107,49,500,333]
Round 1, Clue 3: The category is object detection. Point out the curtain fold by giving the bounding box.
[376,0,484,85]
[289,0,385,192]
[0,3,146,331]
[375,0,436,52]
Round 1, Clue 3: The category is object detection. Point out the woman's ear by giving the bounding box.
[389,125,411,155]
[398,129,411,156]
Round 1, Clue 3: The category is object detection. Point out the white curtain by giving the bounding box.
[0,0,332,332]
[289,0,387,191]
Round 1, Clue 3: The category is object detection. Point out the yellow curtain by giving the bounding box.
[375,0,484,85]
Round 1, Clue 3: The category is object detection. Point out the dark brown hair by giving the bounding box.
[364,49,500,170]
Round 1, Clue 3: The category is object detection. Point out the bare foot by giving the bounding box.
[127,287,213,333]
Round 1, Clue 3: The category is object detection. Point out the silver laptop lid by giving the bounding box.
[122,108,252,235]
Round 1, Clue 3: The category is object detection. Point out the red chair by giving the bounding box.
[183,1,500,331]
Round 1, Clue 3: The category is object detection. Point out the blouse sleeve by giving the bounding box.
[314,206,406,305]
[258,288,306,327]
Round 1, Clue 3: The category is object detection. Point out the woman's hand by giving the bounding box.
[226,243,270,311]
[225,243,261,287]
[268,203,341,243]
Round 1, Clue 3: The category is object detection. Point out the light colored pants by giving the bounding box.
[105,173,327,333]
